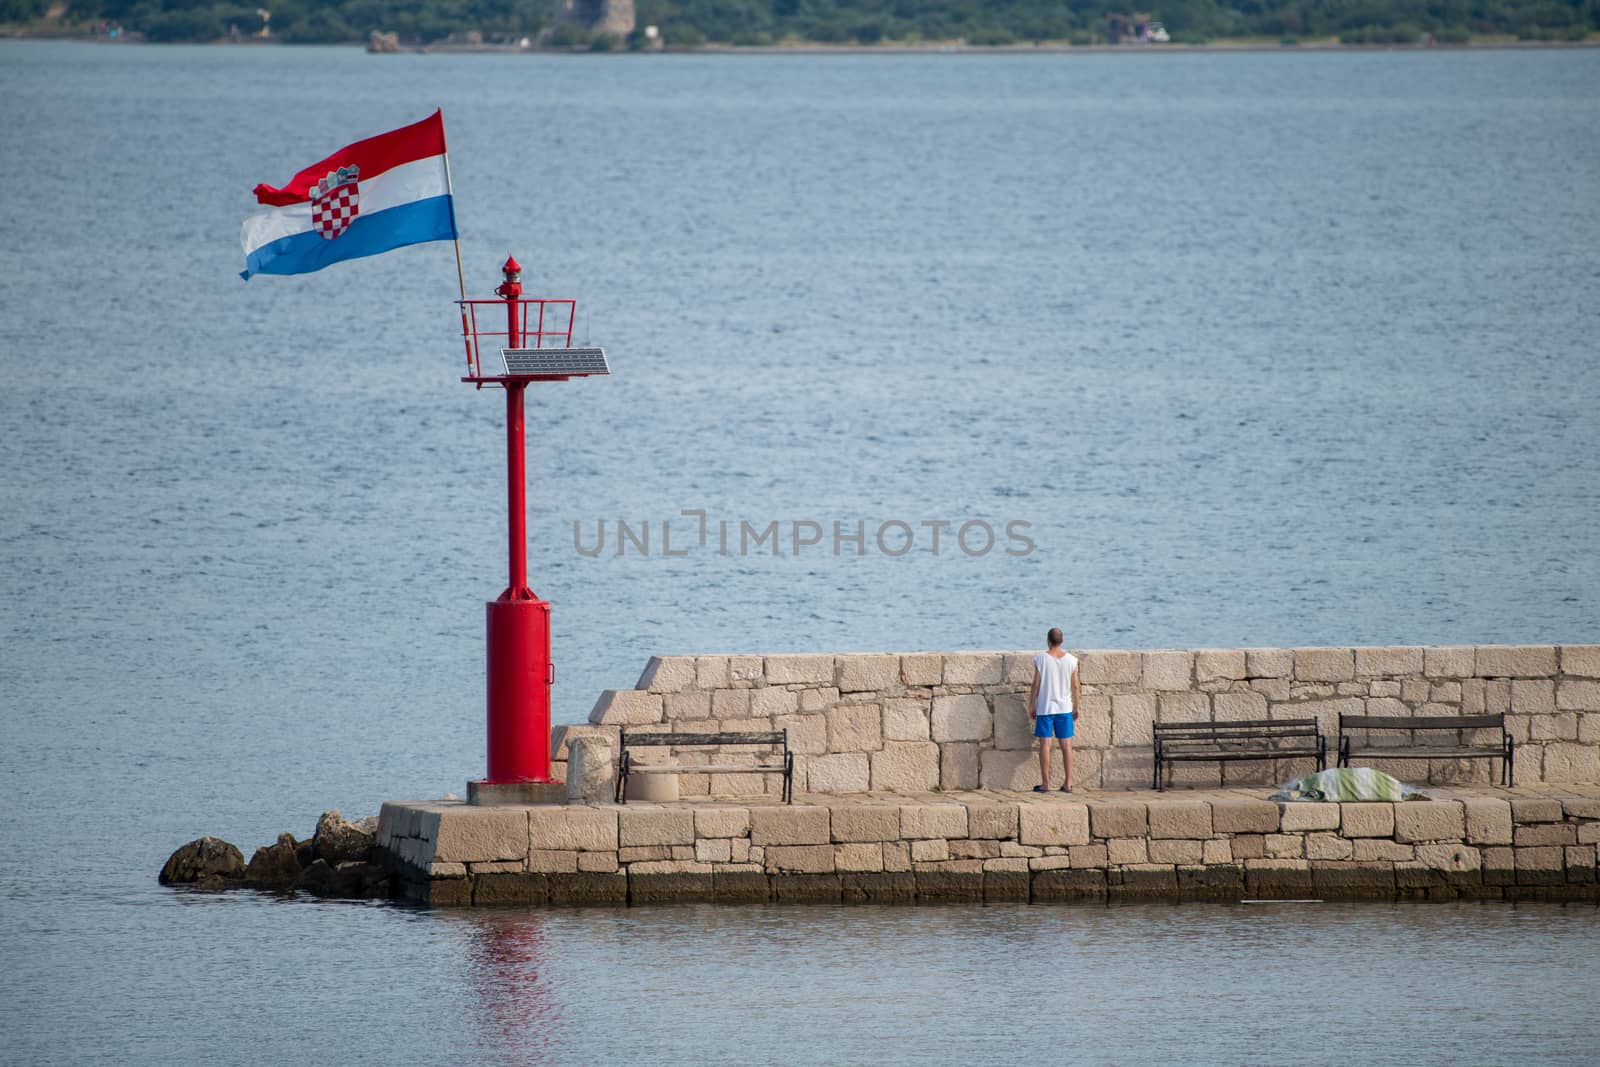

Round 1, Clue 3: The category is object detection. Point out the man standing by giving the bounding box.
[1027,628,1080,793]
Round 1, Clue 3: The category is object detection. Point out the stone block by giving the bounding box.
[1278,803,1340,832]
[1309,861,1395,898]
[1109,837,1149,864]
[551,724,621,761]
[835,843,884,872]
[1109,864,1180,900]
[942,652,1003,686]
[950,838,1000,860]
[1245,648,1294,678]
[1348,840,1411,862]
[1032,867,1107,902]
[1245,859,1314,897]
[749,687,799,718]
[1195,649,1246,682]
[774,713,827,756]
[934,742,978,791]
[910,838,949,863]
[472,872,549,906]
[432,807,529,864]
[1515,823,1576,847]
[527,849,578,873]
[618,807,694,847]
[798,687,840,713]
[711,689,751,719]
[765,844,836,874]
[1557,681,1600,712]
[1352,646,1420,677]
[1175,863,1245,900]
[1074,694,1112,748]
[979,748,1050,790]
[900,654,943,686]
[968,803,1019,840]
[1157,691,1210,723]
[693,838,732,863]
[576,851,617,873]
[1415,842,1481,874]
[1142,650,1194,691]
[1510,797,1563,823]
[1147,801,1212,839]
[1213,690,1269,722]
[808,752,871,793]
[428,861,468,879]
[1002,652,1037,683]
[881,841,911,872]
[1030,855,1072,870]
[1564,797,1600,819]
[914,860,986,901]
[1340,803,1394,838]
[1295,647,1354,682]
[931,693,991,742]
[1564,846,1597,882]
[901,803,968,840]
[629,861,715,903]
[1265,834,1305,858]
[1018,803,1090,846]
[1306,833,1354,861]
[773,874,843,902]
[1475,645,1557,678]
[1111,693,1156,746]
[830,805,898,842]
[883,698,931,741]
[1211,799,1279,834]
[840,871,915,904]
[1394,801,1464,842]
[837,654,900,693]
[983,864,1033,903]
[863,741,940,793]
[1514,846,1564,885]
[694,656,730,689]
[750,805,829,846]
[1079,650,1141,685]
[693,807,750,839]
[663,692,712,721]
[1560,645,1600,678]
[729,656,764,683]
[713,869,772,903]
[1148,839,1202,864]
[1001,842,1043,858]
[992,693,1033,750]
[1548,742,1600,783]
[1070,843,1110,868]
[1511,680,1557,715]
[1421,646,1473,678]
[589,689,664,726]
[824,704,882,753]
[637,656,697,693]
[765,654,834,685]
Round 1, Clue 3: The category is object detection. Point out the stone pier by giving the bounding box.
[377,785,1600,906]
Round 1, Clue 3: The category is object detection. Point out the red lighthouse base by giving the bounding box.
[482,595,554,784]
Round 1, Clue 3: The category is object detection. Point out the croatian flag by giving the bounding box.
[240,111,458,280]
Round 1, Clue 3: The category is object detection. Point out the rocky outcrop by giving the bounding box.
[245,832,303,889]
[159,836,245,891]
[161,812,391,900]
[313,810,375,865]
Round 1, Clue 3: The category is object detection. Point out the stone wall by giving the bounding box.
[375,790,1600,906]
[558,645,1600,795]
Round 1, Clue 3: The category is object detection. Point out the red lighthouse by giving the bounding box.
[458,256,609,803]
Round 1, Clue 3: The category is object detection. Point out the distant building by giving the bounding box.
[553,0,635,38]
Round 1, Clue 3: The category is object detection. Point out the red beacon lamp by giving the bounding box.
[458,255,609,804]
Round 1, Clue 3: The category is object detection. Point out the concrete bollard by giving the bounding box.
[566,735,615,804]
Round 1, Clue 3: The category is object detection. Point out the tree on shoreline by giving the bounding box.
[6,0,1596,47]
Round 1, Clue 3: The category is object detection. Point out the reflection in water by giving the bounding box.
[464,913,560,1063]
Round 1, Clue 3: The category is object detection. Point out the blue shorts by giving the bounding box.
[1034,713,1075,739]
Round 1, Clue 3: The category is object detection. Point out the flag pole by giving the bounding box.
[439,110,473,376]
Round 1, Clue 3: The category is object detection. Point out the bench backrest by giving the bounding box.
[1153,718,1319,739]
[621,730,788,750]
[1338,714,1504,733]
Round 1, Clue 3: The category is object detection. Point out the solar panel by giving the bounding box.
[500,347,610,377]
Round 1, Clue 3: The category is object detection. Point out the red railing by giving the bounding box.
[457,298,577,378]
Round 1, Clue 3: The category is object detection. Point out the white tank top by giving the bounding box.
[1033,652,1078,716]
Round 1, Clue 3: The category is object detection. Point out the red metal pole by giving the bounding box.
[505,381,527,598]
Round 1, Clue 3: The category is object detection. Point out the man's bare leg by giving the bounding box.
[1038,737,1052,789]
[1060,738,1074,791]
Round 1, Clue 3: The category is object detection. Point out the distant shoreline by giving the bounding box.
[4,31,1599,55]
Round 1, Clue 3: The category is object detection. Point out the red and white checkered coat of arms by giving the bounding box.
[310,165,360,240]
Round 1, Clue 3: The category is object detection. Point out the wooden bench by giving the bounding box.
[1151,718,1325,791]
[616,729,794,804]
[1337,713,1513,785]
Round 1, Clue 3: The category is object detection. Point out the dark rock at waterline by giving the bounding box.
[313,809,376,866]
[245,832,303,889]
[159,836,245,890]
